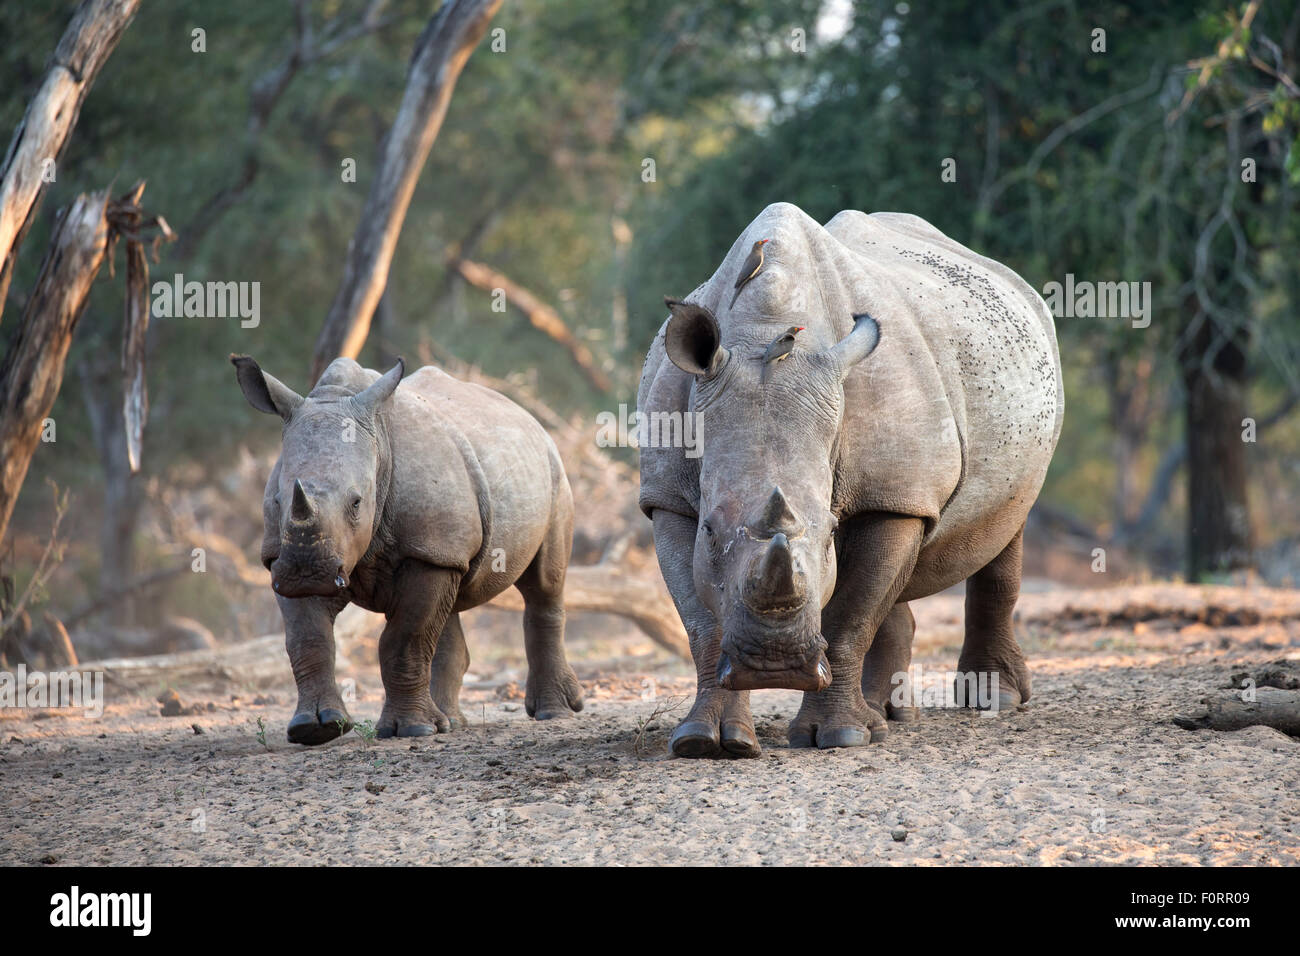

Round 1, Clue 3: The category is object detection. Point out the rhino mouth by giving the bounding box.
[270,551,348,598]
[716,617,830,691]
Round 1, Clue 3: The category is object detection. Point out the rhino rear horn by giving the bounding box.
[756,485,801,537]
[231,354,304,422]
[352,358,405,420]
[826,313,880,379]
[663,298,728,377]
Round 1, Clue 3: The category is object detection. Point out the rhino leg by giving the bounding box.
[429,612,471,730]
[376,561,460,738]
[280,592,352,745]
[653,510,760,758]
[516,517,584,721]
[789,514,923,749]
[957,524,1030,710]
[862,601,919,724]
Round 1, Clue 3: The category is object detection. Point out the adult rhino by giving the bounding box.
[232,355,583,744]
[639,202,1063,757]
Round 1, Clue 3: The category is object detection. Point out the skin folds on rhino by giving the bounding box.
[638,202,1063,757]
[232,355,583,745]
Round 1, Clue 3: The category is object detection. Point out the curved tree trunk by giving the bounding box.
[310,0,504,382]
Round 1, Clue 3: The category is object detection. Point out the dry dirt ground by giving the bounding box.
[2,585,1298,866]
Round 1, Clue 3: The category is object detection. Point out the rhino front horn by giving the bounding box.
[290,479,314,522]
[752,532,801,608]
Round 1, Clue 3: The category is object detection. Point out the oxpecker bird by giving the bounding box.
[730,238,770,308]
[759,325,805,382]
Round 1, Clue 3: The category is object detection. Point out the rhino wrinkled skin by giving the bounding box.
[233,355,582,745]
[638,202,1064,757]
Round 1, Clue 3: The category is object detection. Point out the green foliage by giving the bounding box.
[1,0,1297,585]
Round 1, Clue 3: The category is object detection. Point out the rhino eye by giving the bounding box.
[349,494,362,515]
[701,520,721,560]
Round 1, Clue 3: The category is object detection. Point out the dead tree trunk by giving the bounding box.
[80,357,143,625]
[310,0,503,382]
[1183,319,1253,578]
[0,190,112,544]
[0,0,139,320]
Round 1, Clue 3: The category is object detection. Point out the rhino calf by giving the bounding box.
[639,203,1064,756]
[232,355,583,744]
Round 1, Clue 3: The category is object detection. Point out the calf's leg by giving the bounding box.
[429,612,471,729]
[376,561,461,737]
[280,592,351,745]
[514,516,583,720]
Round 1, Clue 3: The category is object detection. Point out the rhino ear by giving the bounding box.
[231,354,304,421]
[352,358,404,419]
[663,298,728,377]
[826,313,880,380]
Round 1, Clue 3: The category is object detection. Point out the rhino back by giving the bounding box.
[824,211,1063,594]
[386,366,563,602]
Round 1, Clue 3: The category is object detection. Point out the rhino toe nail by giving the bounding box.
[720,721,761,758]
[397,723,436,738]
[671,720,721,758]
[816,726,867,748]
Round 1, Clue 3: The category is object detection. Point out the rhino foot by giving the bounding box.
[376,696,451,738]
[669,690,761,758]
[287,706,352,746]
[444,709,472,731]
[788,693,886,749]
[526,663,585,721]
[954,652,1031,713]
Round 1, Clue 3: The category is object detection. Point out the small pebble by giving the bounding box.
[891,829,908,842]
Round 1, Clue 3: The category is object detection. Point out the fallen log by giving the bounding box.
[1174,687,1300,737]
[485,565,687,659]
[91,635,292,698]
[82,563,691,697]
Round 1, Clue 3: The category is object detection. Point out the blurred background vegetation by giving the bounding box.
[1,0,1298,646]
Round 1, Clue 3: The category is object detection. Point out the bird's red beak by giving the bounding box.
[760,238,770,244]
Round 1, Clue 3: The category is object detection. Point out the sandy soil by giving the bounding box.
[2,587,1298,866]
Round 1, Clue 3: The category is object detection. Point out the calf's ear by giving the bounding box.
[663,298,728,377]
[231,354,304,421]
[826,313,880,380]
[352,358,405,420]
